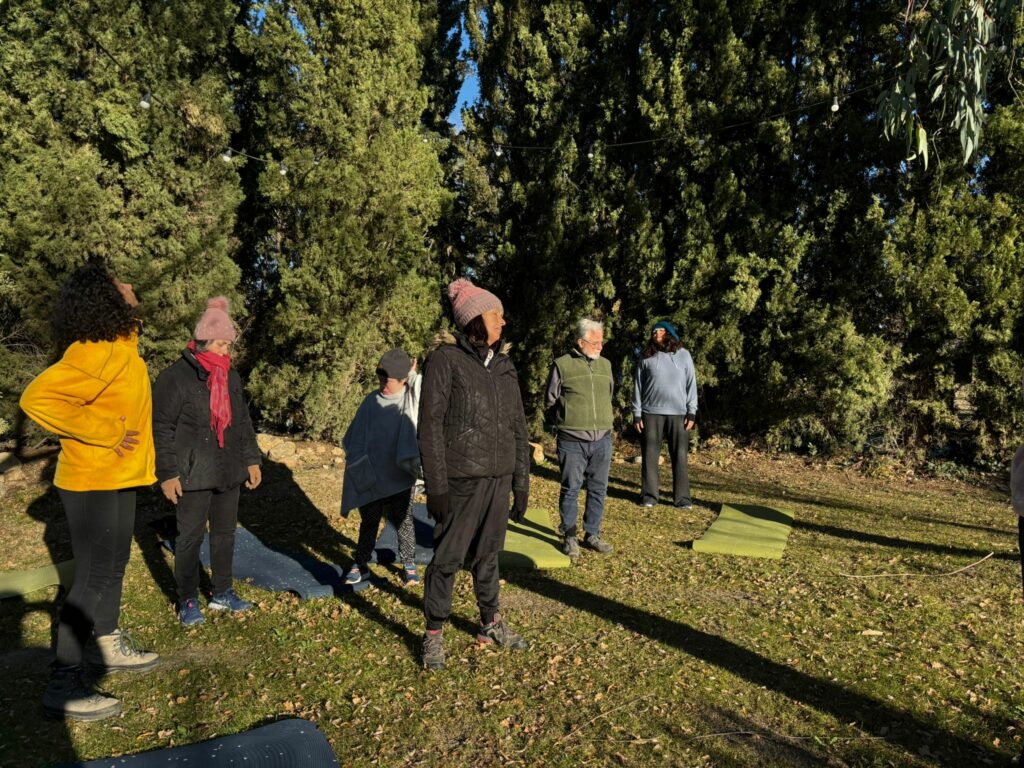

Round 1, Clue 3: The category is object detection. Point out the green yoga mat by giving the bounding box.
[0,559,75,599]
[691,504,794,559]
[500,507,571,569]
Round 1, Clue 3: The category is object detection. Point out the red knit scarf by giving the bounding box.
[187,340,233,448]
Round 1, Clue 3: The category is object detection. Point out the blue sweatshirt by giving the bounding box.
[632,349,698,419]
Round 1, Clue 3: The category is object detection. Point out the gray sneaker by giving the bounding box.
[582,533,614,554]
[477,614,528,650]
[87,629,160,673]
[43,667,121,721]
[562,535,580,559]
[422,629,445,670]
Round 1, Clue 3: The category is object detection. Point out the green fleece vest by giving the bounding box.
[554,352,614,431]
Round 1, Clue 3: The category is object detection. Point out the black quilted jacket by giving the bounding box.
[418,332,530,496]
[152,349,261,492]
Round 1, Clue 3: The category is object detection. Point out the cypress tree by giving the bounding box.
[236,0,450,437]
[0,0,243,435]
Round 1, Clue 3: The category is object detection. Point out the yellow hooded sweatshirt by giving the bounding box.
[20,335,156,491]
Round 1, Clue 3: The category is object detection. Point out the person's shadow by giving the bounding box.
[1,453,79,766]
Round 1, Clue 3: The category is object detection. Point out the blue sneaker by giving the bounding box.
[345,564,369,585]
[207,588,252,613]
[402,562,420,586]
[177,598,204,627]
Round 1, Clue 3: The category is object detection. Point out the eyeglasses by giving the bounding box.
[580,338,604,347]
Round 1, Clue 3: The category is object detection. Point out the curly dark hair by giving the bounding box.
[54,264,141,351]
[642,334,681,358]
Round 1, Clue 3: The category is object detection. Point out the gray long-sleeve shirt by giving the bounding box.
[631,348,698,419]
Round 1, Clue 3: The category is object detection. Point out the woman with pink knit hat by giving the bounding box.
[152,297,262,627]
[417,278,531,669]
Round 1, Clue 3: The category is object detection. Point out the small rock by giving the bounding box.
[529,442,545,466]
[334,457,345,465]
[268,441,297,460]
[631,456,642,464]
[331,447,344,457]
[314,444,327,455]
[256,433,282,455]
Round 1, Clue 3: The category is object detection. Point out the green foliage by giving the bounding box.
[0,0,243,437]
[236,1,450,438]
[876,0,1020,165]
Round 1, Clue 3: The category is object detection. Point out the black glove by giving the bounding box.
[426,493,449,526]
[509,488,528,523]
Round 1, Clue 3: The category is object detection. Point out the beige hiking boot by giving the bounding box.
[86,629,159,673]
[43,667,121,721]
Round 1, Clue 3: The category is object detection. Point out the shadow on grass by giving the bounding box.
[505,569,997,766]
[0,456,77,766]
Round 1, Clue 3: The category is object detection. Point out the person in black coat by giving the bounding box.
[418,278,530,670]
[152,297,262,627]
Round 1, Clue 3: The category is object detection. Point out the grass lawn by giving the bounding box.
[1,440,1022,767]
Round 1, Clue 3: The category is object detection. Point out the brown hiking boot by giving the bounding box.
[421,629,445,670]
[43,667,121,721]
[477,614,528,650]
[86,629,159,673]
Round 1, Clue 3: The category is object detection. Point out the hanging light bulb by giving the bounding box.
[221,148,233,163]
[279,162,288,176]
[587,144,595,160]
[138,92,152,110]
[494,145,503,157]
[831,96,840,113]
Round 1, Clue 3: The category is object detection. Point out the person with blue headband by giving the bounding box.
[632,320,698,509]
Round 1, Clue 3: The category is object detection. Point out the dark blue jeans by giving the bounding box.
[557,434,612,538]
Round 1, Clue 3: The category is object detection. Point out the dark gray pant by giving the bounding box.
[55,489,136,667]
[355,488,415,564]
[423,475,511,630]
[175,485,240,601]
[640,413,691,506]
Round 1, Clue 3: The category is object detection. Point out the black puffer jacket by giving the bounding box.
[152,349,261,492]
[418,332,530,496]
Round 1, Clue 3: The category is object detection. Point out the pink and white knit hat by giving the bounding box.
[447,278,503,329]
[193,296,237,342]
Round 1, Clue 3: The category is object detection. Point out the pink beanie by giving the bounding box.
[193,296,237,342]
[447,278,503,329]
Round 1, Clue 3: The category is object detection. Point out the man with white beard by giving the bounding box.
[544,318,615,559]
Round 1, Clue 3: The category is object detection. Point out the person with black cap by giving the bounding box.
[632,321,698,509]
[340,348,422,586]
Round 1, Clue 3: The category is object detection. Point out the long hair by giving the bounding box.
[642,334,681,359]
[463,315,490,347]
[54,264,141,351]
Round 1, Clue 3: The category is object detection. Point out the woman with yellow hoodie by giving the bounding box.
[20,263,159,721]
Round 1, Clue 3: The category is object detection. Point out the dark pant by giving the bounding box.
[557,434,612,537]
[355,488,415,564]
[640,413,691,506]
[54,489,136,667]
[423,475,511,630]
[174,485,240,601]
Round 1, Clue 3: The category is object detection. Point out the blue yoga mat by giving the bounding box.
[56,718,338,767]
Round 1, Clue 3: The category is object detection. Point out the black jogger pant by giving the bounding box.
[640,413,691,506]
[174,485,240,601]
[55,489,136,667]
[423,475,511,630]
[354,487,415,565]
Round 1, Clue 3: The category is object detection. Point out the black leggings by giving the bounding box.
[55,489,136,667]
[175,486,241,601]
